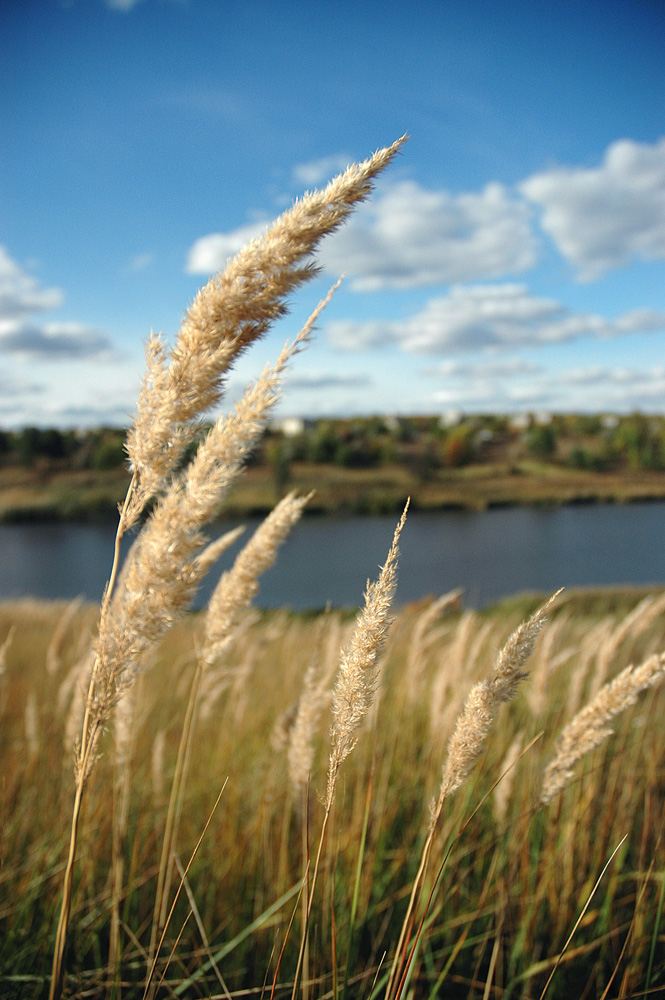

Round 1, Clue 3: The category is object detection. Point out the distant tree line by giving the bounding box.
[260,412,665,479]
[2,413,665,479]
[0,426,126,471]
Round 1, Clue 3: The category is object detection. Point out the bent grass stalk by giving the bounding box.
[541,651,665,803]
[290,502,409,1000]
[385,591,562,1000]
[49,140,404,1000]
[148,490,313,975]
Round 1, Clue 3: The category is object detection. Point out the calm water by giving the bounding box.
[1,502,664,609]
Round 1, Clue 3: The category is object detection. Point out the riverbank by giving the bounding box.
[2,459,665,522]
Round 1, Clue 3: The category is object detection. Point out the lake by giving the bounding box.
[1,501,664,609]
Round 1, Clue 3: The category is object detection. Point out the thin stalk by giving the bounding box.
[269,878,308,1000]
[290,804,333,1000]
[383,827,434,1000]
[48,720,101,1000]
[537,834,628,1000]
[108,766,129,997]
[301,785,311,1000]
[391,734,543,1000]
[49,475,136,1000]
[340,767,374,1000]
[148,659,203,974]
[106,472,138,603]
[645,865,665,991]
[143,780,227,1000]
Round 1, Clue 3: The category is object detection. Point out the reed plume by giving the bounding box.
[46,598,83,675]
[406,589,463,703]
[385,590,562,1000]
[432,589,562,822]
[287,663,332,797]
[588,593,665,698]
[148,490,312,968]
[50,138,405,1000]
[123,136,407,526]
[202,490,313,668]
[541,651,665,803]
[326,500,409,810]
[83,282,336,788]
[493,732,523,826]
[291,502,409,1000]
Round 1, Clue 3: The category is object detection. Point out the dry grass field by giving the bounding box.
[2,589,665,998]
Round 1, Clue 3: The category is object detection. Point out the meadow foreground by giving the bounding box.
[2,589,665,998]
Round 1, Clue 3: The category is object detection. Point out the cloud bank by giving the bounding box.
[187,136,665,291]
[326,284,665,354]
[0,247,63,320]
[0,248,113,361]
[0,321,112,360]
[321,181,538,290]
[522,137,665,280]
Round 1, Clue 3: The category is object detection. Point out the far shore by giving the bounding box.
[2,460,665,523]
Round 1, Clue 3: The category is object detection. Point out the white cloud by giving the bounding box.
[284,371,370,390]
[292,154,352,187]
[551,366,665,411]
[326,284,665,354]
[0,320,113,360]
[429,358,547,411]
[321,180,538,290]
[423,358,542,379]
[0,247,63,320]
[0,373,42,396]
[432,364,665,414]
[185,179,537,287]
[522,137,665,280]
[186,220,268,273]
[0,247,114,365]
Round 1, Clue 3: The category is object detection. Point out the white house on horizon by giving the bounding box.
[272,416,306,437]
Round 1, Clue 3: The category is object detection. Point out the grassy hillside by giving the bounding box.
[2,589,665,998]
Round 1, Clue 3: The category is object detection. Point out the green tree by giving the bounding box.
[526,424,556,460]
[90,430,126,470]
[16,426,40,467]
[265,438,291,494]
[444,429,473,468]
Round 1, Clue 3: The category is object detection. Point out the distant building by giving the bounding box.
[439,409,464,428]
[509,413,531,431]
[272,417,306,437]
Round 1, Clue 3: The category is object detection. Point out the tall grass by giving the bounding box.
[1,139,665,999]
[3,591,665,997]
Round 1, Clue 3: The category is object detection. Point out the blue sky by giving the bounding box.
[2,0,665,428]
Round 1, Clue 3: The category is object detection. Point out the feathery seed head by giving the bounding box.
[541,650,665,803]
[432,589,562,826]
[125,138,407,517]
[326,500,409,808]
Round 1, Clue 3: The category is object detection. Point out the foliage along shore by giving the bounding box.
[3,412,665,521]
[2,459,665,523]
